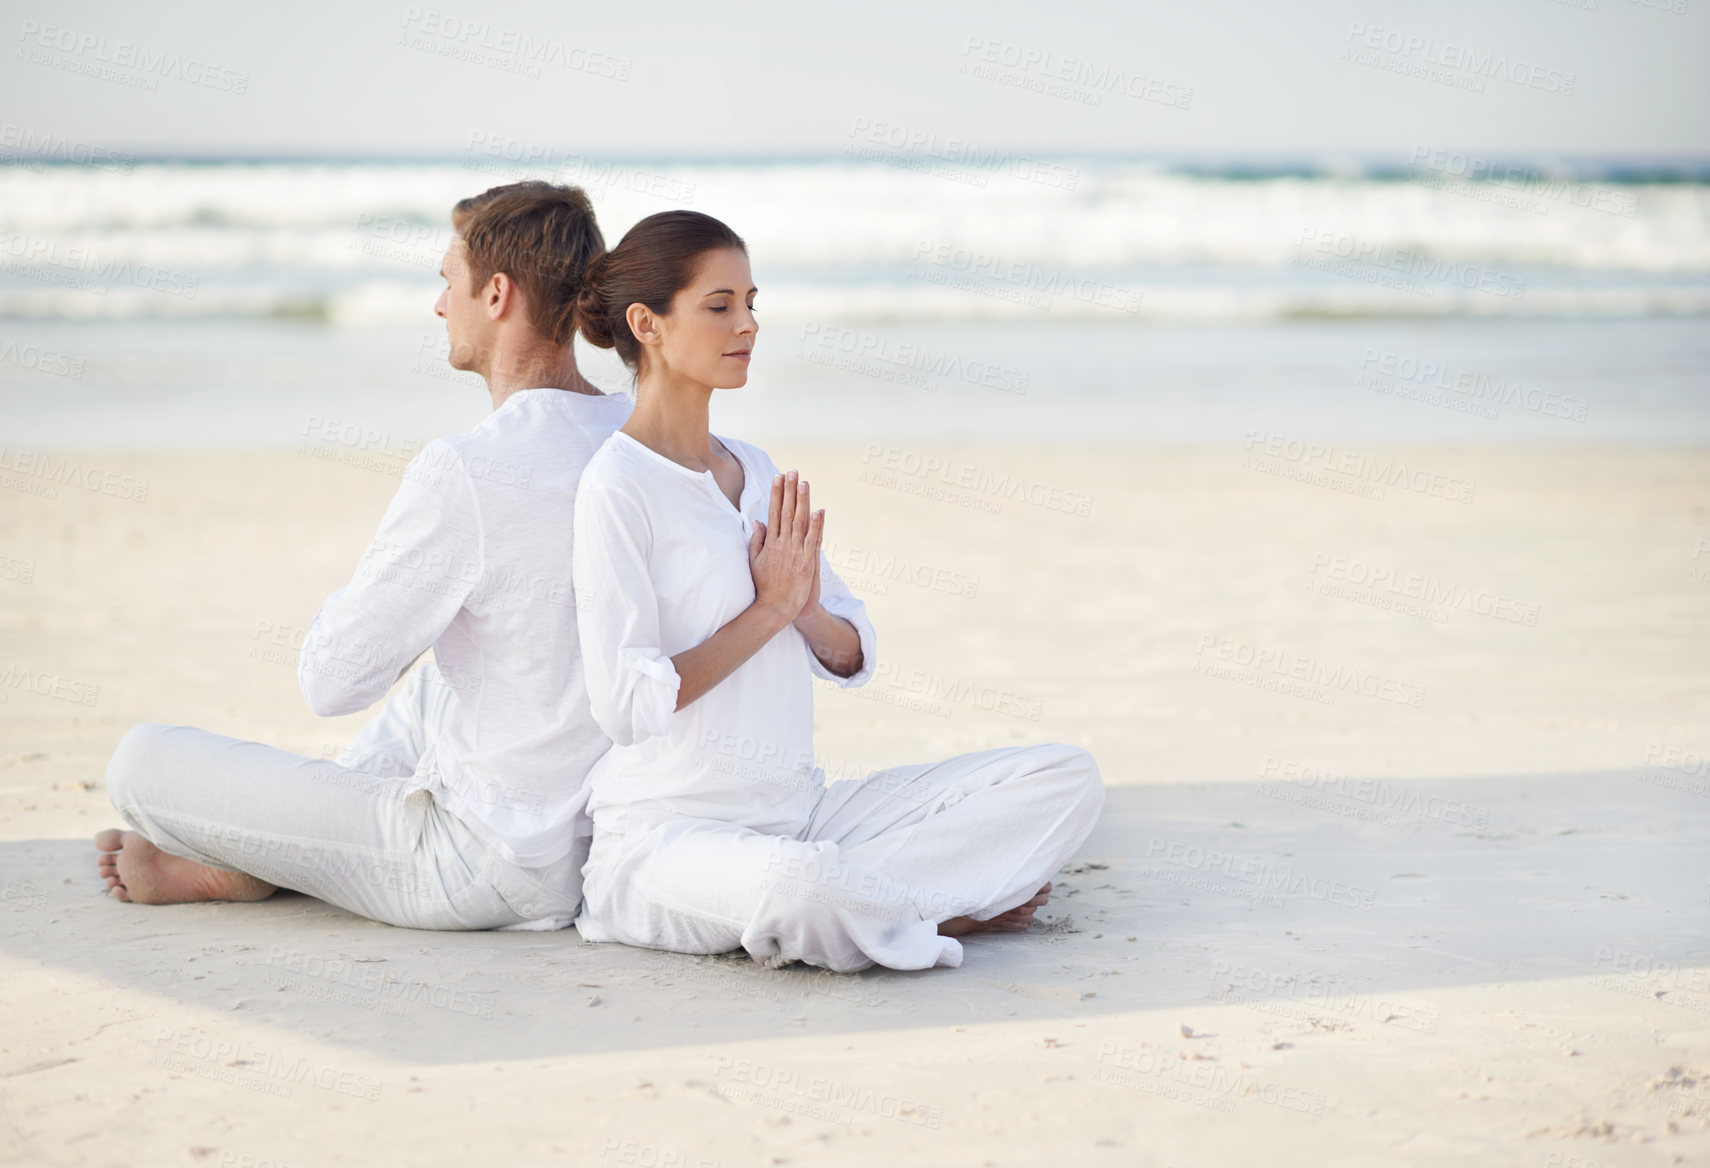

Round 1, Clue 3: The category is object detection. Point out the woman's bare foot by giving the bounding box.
[93,828,277,904]
[938,882,1053,937]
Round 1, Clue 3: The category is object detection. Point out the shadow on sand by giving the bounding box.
[3,769,1705,1064]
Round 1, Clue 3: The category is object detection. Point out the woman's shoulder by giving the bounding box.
[713,433,777,476]
[578,432,654,499]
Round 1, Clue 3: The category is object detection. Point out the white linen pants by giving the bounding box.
[103,663,584,931]
[575,742,1105,972]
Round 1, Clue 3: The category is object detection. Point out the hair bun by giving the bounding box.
[574,252,616,349]
[572,210,747,371]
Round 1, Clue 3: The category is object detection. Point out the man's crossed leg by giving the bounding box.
[93,664,579,930]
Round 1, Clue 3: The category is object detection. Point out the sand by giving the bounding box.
[0,442,1706,1167]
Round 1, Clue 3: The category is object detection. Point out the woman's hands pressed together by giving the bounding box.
[667,467,863,712]
[753,470,865,679]
[748,470,823,628]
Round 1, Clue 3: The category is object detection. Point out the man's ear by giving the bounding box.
[485,272,514,321]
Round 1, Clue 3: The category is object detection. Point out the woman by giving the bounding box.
[571,210,1104,972]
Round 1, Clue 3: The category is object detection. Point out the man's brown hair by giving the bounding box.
[451,181,605,347]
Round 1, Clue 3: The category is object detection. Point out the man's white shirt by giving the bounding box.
[299,387,632,867]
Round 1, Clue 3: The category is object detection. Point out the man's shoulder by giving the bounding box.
[442,392,632,485]
[398,434,471,489]
[468,391,626,442]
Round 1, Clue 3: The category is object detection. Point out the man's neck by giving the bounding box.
[483,343,603,413]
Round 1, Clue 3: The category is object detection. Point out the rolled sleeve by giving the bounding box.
[574,471,680,747]
[809,555,877,688]
[612,647,681,743]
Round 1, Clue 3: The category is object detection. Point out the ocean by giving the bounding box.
[1,158,1706,447]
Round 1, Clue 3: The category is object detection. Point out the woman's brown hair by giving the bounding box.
[574,210,747,372]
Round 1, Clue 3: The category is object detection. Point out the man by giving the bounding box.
[94,181,632,930]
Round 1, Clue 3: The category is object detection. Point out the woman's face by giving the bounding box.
[651,247,757,388]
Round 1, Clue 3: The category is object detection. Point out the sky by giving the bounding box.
[1,0,1706,161]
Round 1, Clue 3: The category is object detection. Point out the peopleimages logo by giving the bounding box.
[798,322,1031,395]
[1242,431,1478,505]
[0,123,134,173]
[1307,552,1541,626]
[0,663,99,706]
[822,538,981,600]
[1144,836,1378,911]
[1408,146,1638,220]
[1195,634,1427,709]
[0,339,85,380]
[464,133,697,203]
[15,20,250,93]
[0,446,150,503]
[147,1026,382,1101]
[860,444,1094,517]
[846,117,1080,190]
[1355,348,1589,424]
[398,8,632,80]
[1341,22,1576,96]
[1259,757,1490,829]
[958,36,1194,109]
[912,239,1145,314]
[1295,228,1526,300]
[710,1054,943,1128]
[0,231,200,299]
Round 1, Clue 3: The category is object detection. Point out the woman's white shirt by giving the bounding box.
[572,431,876,836]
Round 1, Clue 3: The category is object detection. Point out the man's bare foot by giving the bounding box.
[938,882,1053,937]
[94,828,277,904]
